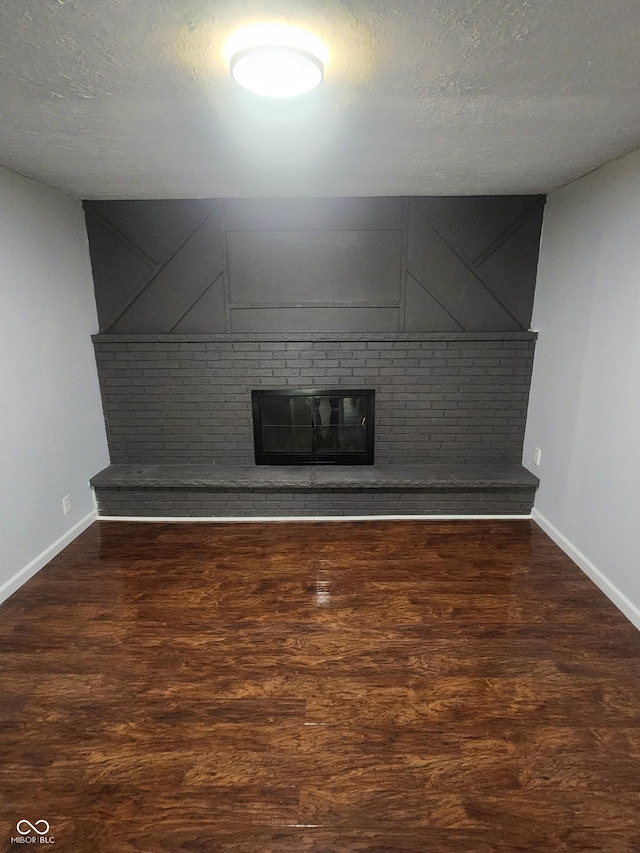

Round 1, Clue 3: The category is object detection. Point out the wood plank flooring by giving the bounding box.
[1,520,640,852]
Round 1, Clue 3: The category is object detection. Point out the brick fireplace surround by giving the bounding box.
[90,332,539,517]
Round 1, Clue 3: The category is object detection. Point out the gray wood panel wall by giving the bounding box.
[84,196,544,334]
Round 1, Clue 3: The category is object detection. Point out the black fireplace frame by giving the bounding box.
[252,388,375,465]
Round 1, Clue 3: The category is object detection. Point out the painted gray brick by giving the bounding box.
[93,334,535,466]
[96,487,536,517]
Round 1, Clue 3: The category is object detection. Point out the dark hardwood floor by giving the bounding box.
[1,520,640,852]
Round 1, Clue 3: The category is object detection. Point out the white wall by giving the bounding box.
[524,148,640,629]
[0,167,109,603]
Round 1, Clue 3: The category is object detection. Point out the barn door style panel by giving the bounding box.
[85,195,544,334]
[84,199,226,334]
[405,196,544,332]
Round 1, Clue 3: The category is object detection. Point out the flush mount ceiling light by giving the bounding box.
[231,45,323,97]
[226,25,327,98]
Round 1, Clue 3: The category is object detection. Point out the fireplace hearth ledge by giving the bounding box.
[92,463,538,491]
[91,463,538,516]
[91,462,539,490]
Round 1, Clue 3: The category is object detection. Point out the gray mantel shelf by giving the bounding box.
[92,331,538,344]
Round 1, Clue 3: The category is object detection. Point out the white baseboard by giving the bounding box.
[0,510,98,606]
[532,509,640,632]
[98,514,532,523]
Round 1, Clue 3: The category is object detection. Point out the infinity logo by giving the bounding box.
[16,820,50,836]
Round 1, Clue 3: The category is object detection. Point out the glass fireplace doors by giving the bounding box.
[252,389,375,465]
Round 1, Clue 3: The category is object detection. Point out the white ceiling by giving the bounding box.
[1,0,640,199]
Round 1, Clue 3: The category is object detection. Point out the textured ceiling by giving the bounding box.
[1,0,640,199]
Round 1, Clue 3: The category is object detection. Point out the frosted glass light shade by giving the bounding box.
[230,46,324,97]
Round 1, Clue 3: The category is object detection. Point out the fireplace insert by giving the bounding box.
[252,389,375,465]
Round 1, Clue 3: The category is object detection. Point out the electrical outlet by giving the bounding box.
[62,494,71,516]
[533,447,542,467]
